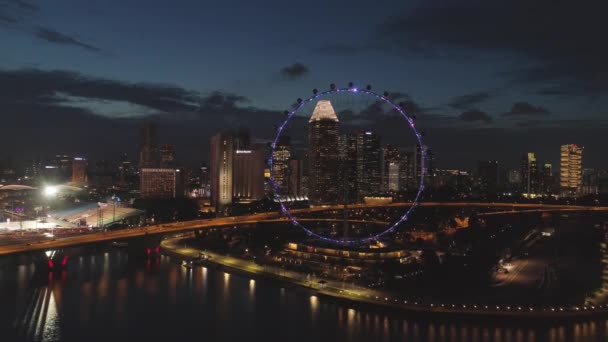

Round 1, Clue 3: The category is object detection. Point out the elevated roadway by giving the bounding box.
[1,202,606,256]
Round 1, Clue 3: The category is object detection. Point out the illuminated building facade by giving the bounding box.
[382,145,400,192]
[338,134,358,203]
[140,168,182,199]
[71,157,87,186]
[233,147,265,200]
[271,136,291,194]
[560,144,583,195]
[356,131,381,198]
[210,132,234,214]
[521,152,540,197]
[308,100,340,204]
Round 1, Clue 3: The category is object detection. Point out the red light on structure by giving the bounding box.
[155,246,160,254]
[48,260,54,269]
[146,248,151,255]
[61,256,68,266]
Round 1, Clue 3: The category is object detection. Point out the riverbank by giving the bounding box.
[161,237,608,319]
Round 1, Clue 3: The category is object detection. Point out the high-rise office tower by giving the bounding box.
[382,145,400,192]
[399,149,416,192]
[521,152,539,196]
[210,132,235,214]
[159,144,176,168]
[308,100,340,204]
[476,160,499,195]
[338,134,358,203]
[541,163,554,195]
[416,145,434,188]
[233,145,265,200]
[140,122,159,168]
[356,131,381,197]
[71,157,87,186]
[271,136,291,194]
[560,144,583,195]
[288,158,305,197]
[140,168,183,199]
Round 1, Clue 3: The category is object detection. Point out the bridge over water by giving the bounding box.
[0,202,606,257]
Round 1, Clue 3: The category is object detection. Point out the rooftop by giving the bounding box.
[309,100,339,123]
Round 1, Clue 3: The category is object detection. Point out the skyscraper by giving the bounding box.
[338,134,358,203]
[139,122,158,168]
[71,157,87,186]
[521,152,539,197]
[288,158,305,197]
[159,144,176,168]
[140,168,183,199]
[233,146,265,200]
[210,132,234,214]
[382,145,400,192]
[560,144,583,195]
[308,100,340,204]
[356,131,381,198]
[271,136,291,194]
[399,149,416,192]
[476,160,499,195]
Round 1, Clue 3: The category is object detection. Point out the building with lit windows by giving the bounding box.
[308,100,340,204]
[560,144,583,195]
[233,146,265,201]
[382,145,400,192]
[271,136,291,194]
[71,157,87,186]
[356,131,381,198]
[476,160,499,196]
[159,144,176,168]
[521,152,539,197]
[210,132,234,214]
[140,168,182,199]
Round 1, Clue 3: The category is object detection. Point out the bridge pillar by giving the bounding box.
[37,249,68,272]
[126,234,162,258]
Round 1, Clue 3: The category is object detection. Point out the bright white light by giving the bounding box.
[44,186,58,197]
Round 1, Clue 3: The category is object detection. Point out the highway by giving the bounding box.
[0,202,606,256]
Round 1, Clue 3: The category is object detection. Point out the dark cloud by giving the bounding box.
[32,26,102,52]
[503,102,550,117]
[459,109,492,123]
[448,92,492,110]
[0,0,37,25]
[0,68,200,114]
[279,63,309,80]
[325,1,608,95]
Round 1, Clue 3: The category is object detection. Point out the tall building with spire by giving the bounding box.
[560,144,583,195]
[308,100,340,204]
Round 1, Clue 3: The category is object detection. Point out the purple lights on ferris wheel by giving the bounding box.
[269,85,426,245]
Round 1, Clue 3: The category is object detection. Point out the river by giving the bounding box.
[1,249,607,342]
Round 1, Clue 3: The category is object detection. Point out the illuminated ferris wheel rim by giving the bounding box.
[269,85,427,245]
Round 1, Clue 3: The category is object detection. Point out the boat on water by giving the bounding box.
[182,259,194,269]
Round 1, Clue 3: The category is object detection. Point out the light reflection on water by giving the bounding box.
[2,250,608,342]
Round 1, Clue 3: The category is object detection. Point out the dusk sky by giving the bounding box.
[1,0,607,169]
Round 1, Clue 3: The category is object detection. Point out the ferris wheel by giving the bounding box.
[269,83,426,244]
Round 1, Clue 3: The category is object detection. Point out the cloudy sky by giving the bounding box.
[1,0,607,169]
